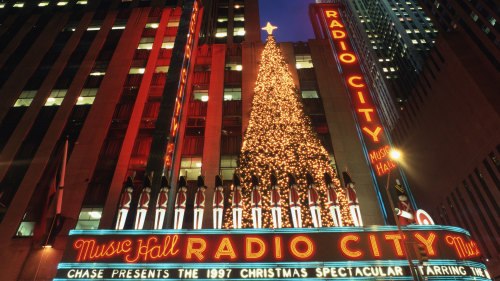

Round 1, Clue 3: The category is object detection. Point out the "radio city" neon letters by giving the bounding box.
[322,8,396,177]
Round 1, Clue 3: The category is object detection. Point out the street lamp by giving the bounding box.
[385,149,419,281]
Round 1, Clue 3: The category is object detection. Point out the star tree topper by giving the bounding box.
[262,22,277,35]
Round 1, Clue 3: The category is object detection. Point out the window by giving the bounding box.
[193,89,209,102]
[162,36,175,49]
[57,1,68,6]
[215,27,227,38]
[145,22,159,29]
[13,2,24,7]
[224,88,242,101]
[76,0,87,4]
[77,88,98,105]
[302,90,319,99]
[38,2,49,6]
[45,89,68,106]
[168,18,180,27]
[233,27,245,36]
[14,90,37,107]
[225,63,242,71]
[16,222,35,237]
[137,37,154,49]
[129,67,145,74]
[295,55,313,69]
[220,155,238,180]
[180,157,202,180]
[217,17,228,23]
[234,15,244,22]
[155,66,169,73]
[75,207,103,230]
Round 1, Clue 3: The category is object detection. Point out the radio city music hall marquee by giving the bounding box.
[54,226,491,280]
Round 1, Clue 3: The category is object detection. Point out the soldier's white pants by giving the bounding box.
[193,209,204,229]
[290,206,302,228]
[155,209,166,230]
[174,209,185,229]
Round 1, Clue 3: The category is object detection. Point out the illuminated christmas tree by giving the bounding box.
[223,23,353,228]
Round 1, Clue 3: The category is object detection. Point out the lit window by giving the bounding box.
[14,90,37,107]
[234,27,245,36]
[220,155,238,181]
[234,4,243,9]
[77,88,98,105]
[87,26,101,31]
[302,90,319,99]
[45,89,68,106]
[129,67,145,74]
[406,29,411,33]
[420,39,426,43]
[224,88,241,101]
[215,27,227,38]
[17,221,35,237]
[112,25,126,30]
[155,66,169,73]
[38,2,49,6]
[0,3,5,8]
[76,0,87,4]
[193,89,209,102]
[167,18,180,27]
[234,15,244,22]
[162,36,175,49]
[390,67,395,71]
[217,17,228,23]
[295,54,313,69]
[14,2,24,7]
[180,157,202,180]
[75,207,103,230]
[145,22,159,28]
[138,37,154,49]
[90,71,105,76]
[383,68,388,72]
[57,1,68,6]
[225,63,242,71]
[412,39,418,44]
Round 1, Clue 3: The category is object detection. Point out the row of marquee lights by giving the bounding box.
[164,0,200,170]
[321,8,397,178]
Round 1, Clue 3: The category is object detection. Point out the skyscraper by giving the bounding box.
[317,0,437,123]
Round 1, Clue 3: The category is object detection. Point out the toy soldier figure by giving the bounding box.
[251,175,262,228]
[154,176,170,230]
[213,176,224,229]
[232,174,243,229]
[115,177,133,230]
[174,177,187,229]
[394,179,415,225]
[270,174,282,228]
[135,176,152,230]
[324,173,342,227]
[307,173,322,228]
[193,176,206,229]
[343,172,363,227]
[288,174,302,228]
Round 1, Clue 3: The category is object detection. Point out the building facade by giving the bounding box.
[0,0,493,280]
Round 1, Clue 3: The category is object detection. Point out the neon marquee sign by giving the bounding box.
[55,226,491,280]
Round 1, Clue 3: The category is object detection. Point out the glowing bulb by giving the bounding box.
[390,149,401,160]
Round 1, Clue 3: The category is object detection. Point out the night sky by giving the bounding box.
[259,0,316,42]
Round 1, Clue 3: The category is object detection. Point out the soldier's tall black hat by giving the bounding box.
[197,175,205,188]
[215,175,223,187]
[160,176,170,189]
[305,173,314,186]
[178,176,187,190]
[342,171,353,187]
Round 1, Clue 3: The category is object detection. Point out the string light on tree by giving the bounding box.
[223,24,354,228]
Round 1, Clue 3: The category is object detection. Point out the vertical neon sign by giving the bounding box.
[164,0,200,170]
[317,5,417,222]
